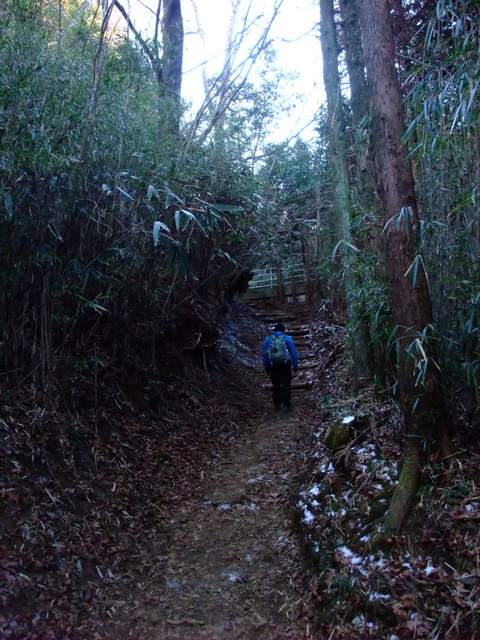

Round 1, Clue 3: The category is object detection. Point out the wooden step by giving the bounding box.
[285,327,310,334]
[255,311,297,319]
[263,381,313,390]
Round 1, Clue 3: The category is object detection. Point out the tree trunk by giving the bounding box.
[113,0,183,140]
[277,264,284,303]
[160,0,183,136]
[338,0,378,215]
[339,0,385,384]
[359,0,454,535]
[320,0,374,387]
[300,225,313,303]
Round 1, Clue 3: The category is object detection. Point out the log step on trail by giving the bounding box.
[262,381,313,390]
[254,310,297,320]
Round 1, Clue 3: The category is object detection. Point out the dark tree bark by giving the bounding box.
[160,0,183,100]
[338,0,378,214]
[358,0,454,535]
[159,0,183,135]
[320,0,374,386]
[339,0,385,383]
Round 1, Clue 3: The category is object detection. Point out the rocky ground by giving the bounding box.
[1,299,480,639]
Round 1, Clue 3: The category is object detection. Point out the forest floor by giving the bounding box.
[2,300,480,639]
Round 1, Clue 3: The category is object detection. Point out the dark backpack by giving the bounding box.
[267,334,291,366]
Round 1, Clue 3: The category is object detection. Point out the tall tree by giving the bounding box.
[338,0,378,215]
[113,0,184,136]
[320,0,374,386]
[159,0,183,134]
[358,0,454,534]
[339,0,387,383]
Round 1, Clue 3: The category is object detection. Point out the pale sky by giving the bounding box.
[123,0,324,142]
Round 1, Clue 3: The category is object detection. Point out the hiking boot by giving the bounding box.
[274,404,281,411]
[283,405,292,412]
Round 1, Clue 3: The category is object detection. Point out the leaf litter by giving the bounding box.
[1,300,480,639]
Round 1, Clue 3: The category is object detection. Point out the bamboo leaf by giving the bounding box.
[210,203,243,213]
[174,210,182,231]
[115,185,134,201]
[48,222,63,242]
[153,220,170,245]
[176,209,207,235]
[3,193,13,217]
[147,184,160,200]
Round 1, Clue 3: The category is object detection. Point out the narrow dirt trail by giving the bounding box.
[113,308,321,639]
[142,409,314,639]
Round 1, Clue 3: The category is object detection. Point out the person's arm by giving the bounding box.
[285,336,299,371]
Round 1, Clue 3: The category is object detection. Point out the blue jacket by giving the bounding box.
[263,331,299,371]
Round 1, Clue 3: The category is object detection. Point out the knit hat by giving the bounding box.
[274,322,285,332]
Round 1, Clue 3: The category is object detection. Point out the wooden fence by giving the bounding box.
[242,263,308,301]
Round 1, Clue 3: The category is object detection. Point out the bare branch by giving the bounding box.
[113,0,156,66]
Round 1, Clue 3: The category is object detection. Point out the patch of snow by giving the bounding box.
[311,500,319,507]
[360,535,370,542]
[465,503,474,512]
[303,509,315,524]
[402,562,412,569]
[342,415,355,424]
[247,475,264,484]
[338,546,363,565]
[309,485,320,496]
[227,572,240,582]
[217,503,231,511]
[248,503,257,511]
[369,592,390,601]
[425,565,437,576]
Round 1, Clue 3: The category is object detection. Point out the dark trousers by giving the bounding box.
[270,364,292,408]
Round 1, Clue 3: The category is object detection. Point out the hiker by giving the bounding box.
[262,322,299,412]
